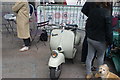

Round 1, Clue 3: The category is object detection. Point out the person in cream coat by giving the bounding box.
[12,0,31,52]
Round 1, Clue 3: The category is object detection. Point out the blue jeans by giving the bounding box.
[86,38,106,74]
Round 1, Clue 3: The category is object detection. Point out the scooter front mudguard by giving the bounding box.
[48,53,65,67]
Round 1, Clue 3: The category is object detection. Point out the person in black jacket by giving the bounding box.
[81,1,113,70]
[82,1,113,79]
[81,2,97,71]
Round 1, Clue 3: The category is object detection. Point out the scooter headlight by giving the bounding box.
[51,51,58,58]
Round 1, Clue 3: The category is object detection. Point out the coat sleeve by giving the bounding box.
[105,11,113,46]
[81,2,90,17]
[12,2,25,13]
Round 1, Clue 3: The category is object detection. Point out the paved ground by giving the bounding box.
[2,27,119,78]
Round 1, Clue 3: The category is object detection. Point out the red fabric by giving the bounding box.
[63,0,67,5]
[112,17,118,27]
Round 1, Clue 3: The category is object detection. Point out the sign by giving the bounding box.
[37,5,87,29]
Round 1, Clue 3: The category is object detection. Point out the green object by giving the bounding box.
[112,53,120,72]
[113,31,120,47]
[112,31,120,72]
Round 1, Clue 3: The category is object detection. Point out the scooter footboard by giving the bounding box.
[48,53,65,67]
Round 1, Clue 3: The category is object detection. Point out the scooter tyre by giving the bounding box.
[50,65,62,80]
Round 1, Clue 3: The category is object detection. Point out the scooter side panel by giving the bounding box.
[75,30,81,45]
[48,53,65,67]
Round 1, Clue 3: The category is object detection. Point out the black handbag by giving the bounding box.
[40,30,48,41]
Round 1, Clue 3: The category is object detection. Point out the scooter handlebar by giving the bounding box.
[66,24,78,28]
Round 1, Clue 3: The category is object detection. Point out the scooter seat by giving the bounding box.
[66,24,78,28]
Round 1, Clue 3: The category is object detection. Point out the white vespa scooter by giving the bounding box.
[48,24,81,79]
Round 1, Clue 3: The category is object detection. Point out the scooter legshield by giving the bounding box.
[50,29,75,59]
[48,53,65,67]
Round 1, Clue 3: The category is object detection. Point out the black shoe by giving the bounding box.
[91,66,97,71]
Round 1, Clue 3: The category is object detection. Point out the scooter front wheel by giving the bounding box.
[50,64,62,80]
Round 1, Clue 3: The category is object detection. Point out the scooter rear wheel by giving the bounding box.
[50,64,62,80]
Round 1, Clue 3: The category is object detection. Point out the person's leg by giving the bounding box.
[81,35,88,63]
[88,39,106,69]
[95,42,106,67]
[94,43,106,78]
[86,39,96,75]
[23,38,31,46]
[91,52,96,65]
[19,38,31,52]
[91,51,97,71]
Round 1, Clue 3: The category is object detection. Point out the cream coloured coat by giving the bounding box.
[12,0,30,39]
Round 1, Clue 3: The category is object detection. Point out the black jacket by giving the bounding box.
[81,2,113,45]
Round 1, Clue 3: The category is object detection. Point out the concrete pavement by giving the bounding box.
[2,29,117,78]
